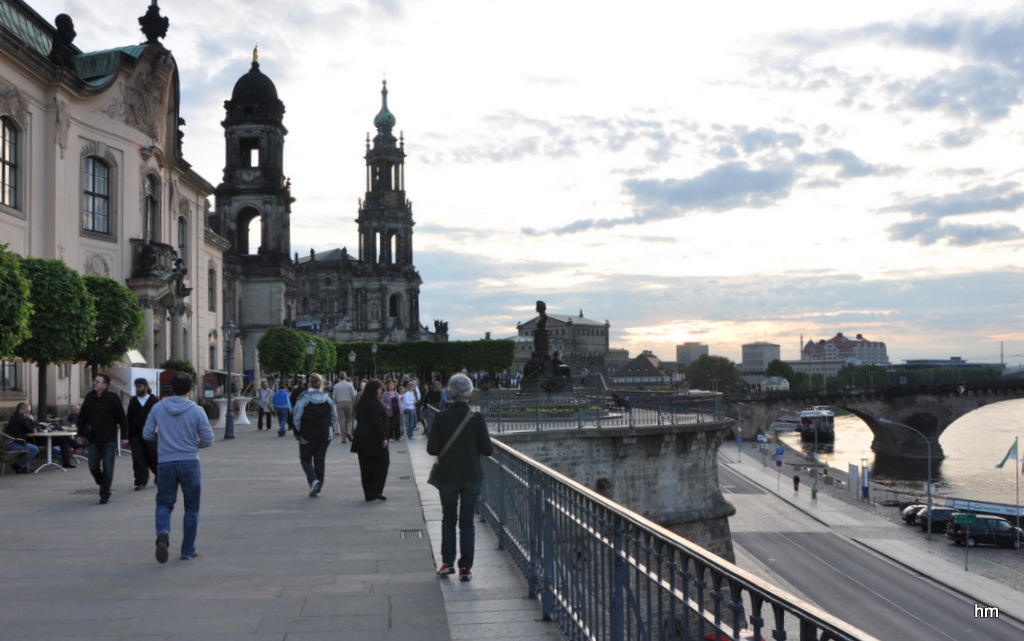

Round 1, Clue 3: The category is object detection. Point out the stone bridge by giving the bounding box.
[724,380,1024,460]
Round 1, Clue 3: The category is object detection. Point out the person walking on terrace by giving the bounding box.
[331,372,357,442]
[143,373,214,563]
[427,374,493,582]
[272,385,292,437]
[293,373,337,497]
[126,378,159,491]
[77,373,129,504]
[351,379,390,501]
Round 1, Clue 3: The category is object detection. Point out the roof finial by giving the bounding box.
[253,44,259,63]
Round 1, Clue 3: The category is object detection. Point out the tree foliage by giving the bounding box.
[257,326,306,377]
[333,339,516,382]
[765,359,809,389]
[78,275,144,374]
[684,354,744,391]
[16,258,96,412]
[312,335,335,375]
[0,244,31,359]
[159,358,197,381]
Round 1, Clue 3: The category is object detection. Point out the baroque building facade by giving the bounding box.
[0,1,227,413]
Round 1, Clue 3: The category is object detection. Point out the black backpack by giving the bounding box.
[299,400,332,444]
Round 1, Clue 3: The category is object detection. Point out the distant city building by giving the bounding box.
[741,342,780,386]
[761,376,790,391]
[895,357,1003,371]
[802,333,889,365]
[676,342,708,365]
[786,332,890,381]
[608,351,671,388]
[514,309,610,376]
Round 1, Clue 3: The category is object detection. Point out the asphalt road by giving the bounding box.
[721,467,1024,640]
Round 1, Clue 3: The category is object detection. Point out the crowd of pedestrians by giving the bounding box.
[5,369,491,582]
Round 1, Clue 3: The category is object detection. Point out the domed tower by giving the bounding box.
[216,49,297,371]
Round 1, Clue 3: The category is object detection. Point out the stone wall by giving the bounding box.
[495,418,737,561]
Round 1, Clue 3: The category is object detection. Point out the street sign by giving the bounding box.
[776,460,783,467]
[776,447,784,457]
[952,513,977,525]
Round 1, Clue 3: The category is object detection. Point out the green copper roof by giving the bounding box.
[74,45,149,86]
[373,80,396,131]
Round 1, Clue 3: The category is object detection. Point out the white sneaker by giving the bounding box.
[309,480,321,497]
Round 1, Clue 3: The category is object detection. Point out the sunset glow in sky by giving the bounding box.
[32,0,1024,365]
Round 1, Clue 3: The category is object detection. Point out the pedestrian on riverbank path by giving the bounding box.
[793,474,800,494]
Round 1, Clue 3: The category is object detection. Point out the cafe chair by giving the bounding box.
[0,430,33,475]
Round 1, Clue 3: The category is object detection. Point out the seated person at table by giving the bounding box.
[10,402,75,470]
[5,402,40,473]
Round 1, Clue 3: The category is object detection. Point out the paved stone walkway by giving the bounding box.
[0,426,562,641]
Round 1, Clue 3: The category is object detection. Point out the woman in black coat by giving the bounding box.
[351,379,390,501]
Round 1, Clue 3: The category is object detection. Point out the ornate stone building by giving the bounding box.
[0,1,227,413]
[514,309,610,376]
[291,82,441,344]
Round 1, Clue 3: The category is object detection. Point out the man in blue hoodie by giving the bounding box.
[143,373,214,564]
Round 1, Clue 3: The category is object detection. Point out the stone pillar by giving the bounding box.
[140,300,156,366]
[153,308,167,366]
[170,303,187,361]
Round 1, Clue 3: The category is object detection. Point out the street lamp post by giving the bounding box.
[371,343,378,379]
[879,418,934,540]
[223,318,237,440]
[305,338,315,377]
[736,401,753,463]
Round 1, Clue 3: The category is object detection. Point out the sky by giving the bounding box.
[30,0,1024,366]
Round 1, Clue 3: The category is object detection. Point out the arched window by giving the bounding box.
[144,175,159,241]
[1,117,18,208]
[389,293,400,318]
[208,267,217,311]
[83,157,110,233]
[177,214,188,265]
[209,344,217,370]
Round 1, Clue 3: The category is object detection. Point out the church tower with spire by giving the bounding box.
[292,81,430,343]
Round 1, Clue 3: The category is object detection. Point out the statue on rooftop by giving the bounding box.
[47,14,76,69]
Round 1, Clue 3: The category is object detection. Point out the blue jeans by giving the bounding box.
[88,440,116,498]
[403,409,417,438]
[7,441,38,470]
[156,459,202,559]
[438,480,482,569]
[275,407,289,435]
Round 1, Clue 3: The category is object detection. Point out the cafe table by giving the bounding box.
[26,427,77,473]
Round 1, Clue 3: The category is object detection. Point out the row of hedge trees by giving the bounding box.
[257,325,516,385]
[1,245,145,414]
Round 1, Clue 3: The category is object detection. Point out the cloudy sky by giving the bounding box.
[32,0,1024,365]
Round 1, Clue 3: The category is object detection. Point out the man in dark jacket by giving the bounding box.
[77,373,129,504]
[126,378,159,491]
[426,374,493,582]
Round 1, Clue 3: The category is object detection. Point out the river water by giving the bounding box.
[775,399,1024,506]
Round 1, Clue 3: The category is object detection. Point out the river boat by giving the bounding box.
[799,406,835,443]
[771,417,800,432]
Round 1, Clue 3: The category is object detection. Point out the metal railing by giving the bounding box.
[480,440,878,641]
[477,392,723,433]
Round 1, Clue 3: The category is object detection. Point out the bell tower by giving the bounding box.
[216,48,297,371]
[358,80,414,266]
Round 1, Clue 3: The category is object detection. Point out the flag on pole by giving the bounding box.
[995,440,1018,468]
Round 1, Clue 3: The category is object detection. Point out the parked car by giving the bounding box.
[917,507,957,532]
[946,515,1024,549]
[901,504,927,524]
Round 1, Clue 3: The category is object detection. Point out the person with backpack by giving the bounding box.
[292,373,338,497]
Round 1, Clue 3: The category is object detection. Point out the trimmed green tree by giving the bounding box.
[159,358,197,381]
[257,326,306,378]
[78,275,145,380]
[16,258,96,413]
[0,244,31,359]
[312,335,336,375]
[684,354,744,392]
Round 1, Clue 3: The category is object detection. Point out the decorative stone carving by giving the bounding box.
[47,14,77,69]
[55,98,70,158]
[139,1,170,44]
[84,253,112,278]
[101,53,173,140]
[0,80,28,125]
